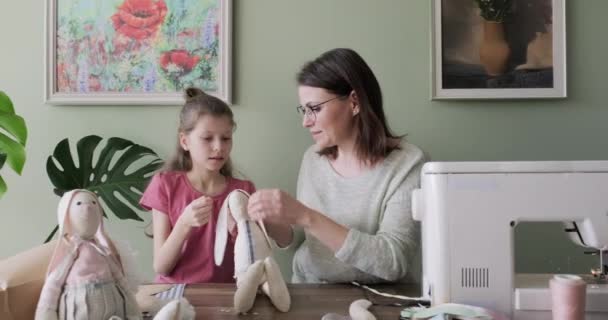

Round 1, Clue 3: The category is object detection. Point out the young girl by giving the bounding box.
[140,88,255,284]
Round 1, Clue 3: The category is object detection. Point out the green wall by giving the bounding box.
[1,0,605,280]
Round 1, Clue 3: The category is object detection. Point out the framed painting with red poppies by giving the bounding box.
[45,0,232,105]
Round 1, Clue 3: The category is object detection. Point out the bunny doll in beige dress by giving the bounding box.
[35,189,194,320]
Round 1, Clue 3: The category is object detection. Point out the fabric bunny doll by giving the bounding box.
[35,189,195,320]
[214,189,291,313]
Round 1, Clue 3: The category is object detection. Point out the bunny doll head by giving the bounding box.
[62,190,102,239]
[47,189,121,275]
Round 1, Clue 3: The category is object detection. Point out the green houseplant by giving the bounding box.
[45,135,163,241]
[0,91,27,199]
[473,0,513,23]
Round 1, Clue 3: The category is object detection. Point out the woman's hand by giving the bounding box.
[247,189,310,226]
[177,195,213,228]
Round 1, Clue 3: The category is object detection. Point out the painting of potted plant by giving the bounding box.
[0,91,27,199]
[431,0,565,99]
[473,0,513,76]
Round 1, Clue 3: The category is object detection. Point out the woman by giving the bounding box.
[248,48,425,284]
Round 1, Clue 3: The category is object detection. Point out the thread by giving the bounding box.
[549,274,586,320]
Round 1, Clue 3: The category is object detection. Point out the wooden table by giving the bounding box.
[184,283,420,319]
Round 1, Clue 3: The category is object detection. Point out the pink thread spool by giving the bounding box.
[549,274,587,320]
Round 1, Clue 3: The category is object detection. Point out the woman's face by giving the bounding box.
[297,86,357,149]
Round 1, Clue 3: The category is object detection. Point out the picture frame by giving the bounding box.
[431,0,566,100]
[45,0,232,105]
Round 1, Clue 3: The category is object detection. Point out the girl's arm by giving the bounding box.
[152,210,192,275]
[152,195,212,275]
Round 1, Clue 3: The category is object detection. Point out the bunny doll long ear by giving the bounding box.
[45,189,78,276]
[261,256,291,312]
[214,195,230,266]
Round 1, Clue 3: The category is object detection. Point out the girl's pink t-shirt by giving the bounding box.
[139,171,255,284]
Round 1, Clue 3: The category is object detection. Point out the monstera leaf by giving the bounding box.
[47,135,163,224]
[0,91,28,199]
[0,154,7,196]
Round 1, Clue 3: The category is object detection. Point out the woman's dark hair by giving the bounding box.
[296,48,402,165]
[163,87,235,177]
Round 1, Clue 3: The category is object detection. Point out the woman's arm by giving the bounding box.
[332,164,423,282]
[252,160,423,281]
[297,207,348,252]
[249,188,417,281]
[152,210,192,275]
[248,190,348,251]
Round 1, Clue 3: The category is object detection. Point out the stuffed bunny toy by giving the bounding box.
[35,189,195,320]
[214,189,290,313]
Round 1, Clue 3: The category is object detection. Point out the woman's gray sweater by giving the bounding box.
[289,141,425,284]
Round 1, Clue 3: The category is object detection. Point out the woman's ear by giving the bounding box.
[179,132,189,151]
[349,90,360,116]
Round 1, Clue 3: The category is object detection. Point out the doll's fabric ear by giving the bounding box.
[46,190,79,276]
[43,236,70,277]
[261,256,291,312]
[348,299,375,320]
[214,194,230,266]
[56,190,77,237]
[234,259,265,313]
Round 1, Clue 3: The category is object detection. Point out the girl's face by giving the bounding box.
[297,86,358,150]
[180,115,233,173]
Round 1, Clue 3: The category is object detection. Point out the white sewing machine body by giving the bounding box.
[412,161,608,319]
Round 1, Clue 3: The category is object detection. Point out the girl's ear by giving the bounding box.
[179,132,189,151]
[349,90,360,116]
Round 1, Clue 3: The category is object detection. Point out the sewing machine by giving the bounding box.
[412,161,608,319]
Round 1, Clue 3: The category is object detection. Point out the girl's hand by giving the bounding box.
[178,195,213,228]
[247,189,310,226]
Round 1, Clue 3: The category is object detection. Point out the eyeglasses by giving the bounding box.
[296,96,345,122]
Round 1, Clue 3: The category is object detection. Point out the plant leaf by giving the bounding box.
[47,135,163,221]
[0,131,26,174]
[0,152,6,198]
[44,225,59,243]
[0,111,27,145]
[0,174,6,199]
[47,138,80,193]
[0,91,26,198]
[0,153,6,169]
[0,91,14,114]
